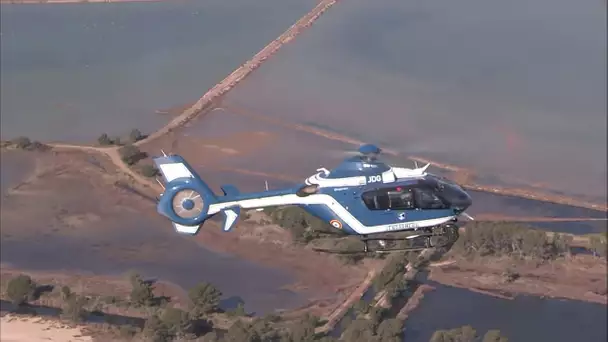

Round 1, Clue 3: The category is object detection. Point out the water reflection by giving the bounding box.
[404,279,607,342]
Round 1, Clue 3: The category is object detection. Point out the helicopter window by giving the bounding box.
[362,187,414,210]
[413,188,447,209]
[387,189,414,210]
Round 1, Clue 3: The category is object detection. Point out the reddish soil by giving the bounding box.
[428,255,607,305]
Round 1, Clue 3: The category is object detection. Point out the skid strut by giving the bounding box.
[312,224,459,255]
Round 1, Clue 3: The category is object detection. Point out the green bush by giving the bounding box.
[61,295,88,322]
[128,272,155,307]
[119,144,147,166]
[139,164,160,177]
[429,326,509,342]
[6,274,36,306]
[589,233,607,258]
[129,129,145,143]
[11,136,31,149]
[430,325,477,342]
[188,282,222,316]
[97,133,113,146]
[452,222,572,260]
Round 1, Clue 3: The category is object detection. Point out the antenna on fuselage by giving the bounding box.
[414,160,419,168]
[265,180,269,191]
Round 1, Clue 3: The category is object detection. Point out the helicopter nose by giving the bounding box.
[452,191,472,214]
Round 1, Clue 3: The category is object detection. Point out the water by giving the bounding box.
[0,213,307,315]
[226,0,607,201]
[0,153,308,315]
[0,150,37,195]
[0,0,315,142]
[404,281,607,342]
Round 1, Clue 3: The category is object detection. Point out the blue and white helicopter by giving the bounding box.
[153,144,473,254]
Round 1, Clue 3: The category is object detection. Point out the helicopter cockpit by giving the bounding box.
[361,173,472,214]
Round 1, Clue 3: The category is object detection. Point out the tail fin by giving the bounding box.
[153,154,242,235]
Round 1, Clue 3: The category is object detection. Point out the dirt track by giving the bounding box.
[316,266,380,334]
[133,0,339,148]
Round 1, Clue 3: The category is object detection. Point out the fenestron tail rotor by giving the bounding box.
[171,189,205,219]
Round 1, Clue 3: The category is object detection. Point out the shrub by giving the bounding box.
[589,233,607,258]
[483,329,509,342]
[128,272,155,307]
[6,274,36,306]
[97,133,113,146]
[11,136,31,149]
[188,282,222,316]
[430,325,477,342]
[452,222,571,260]
[129,129,145,143]
[139,164,159,177]
[119,144,147,166]
[502,268,520,283]
[160,307,193,339]
[61,295,87,322]
[60,285,72,301]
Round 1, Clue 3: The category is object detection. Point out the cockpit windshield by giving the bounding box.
[423,174,471,210]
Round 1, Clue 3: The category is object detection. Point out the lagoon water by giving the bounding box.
[227,0,607,201]
[404,280,607,342]
[0,0,314,142]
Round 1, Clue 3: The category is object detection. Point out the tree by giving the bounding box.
[342,318,376,342]
[143,314,170,342]
[129,129,145,143]
[223,321,261,342]
[228,302,247,316]
[376,318,403,342]
[60,285,72,301]
[61,295,87,322]
[430,325,477,342]
[139,164,160,177]
[188,282,222,316]
[6,274,36,306]
[11,136,31,149]
[160,307,193,339]
[589,234,607,258]
[119,144,146,165]
[287,314,318,342]
[97,133,113,146]
[482,330,509,342]
[128,272,155,306]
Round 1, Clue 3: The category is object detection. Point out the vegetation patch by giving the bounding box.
[2,136,49,151]
[452,222,574,261]
[430,325,509,342]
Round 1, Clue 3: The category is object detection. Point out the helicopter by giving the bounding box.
[152,144,473,254]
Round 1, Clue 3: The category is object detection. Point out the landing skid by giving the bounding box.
[312,224,459,255]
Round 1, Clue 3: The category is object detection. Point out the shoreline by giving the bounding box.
[428,256,607,305]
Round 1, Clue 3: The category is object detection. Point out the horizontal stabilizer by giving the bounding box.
[221,207,241,232]
[221,184,240,197]
[154,155,195,183]
[172,223,201,235]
